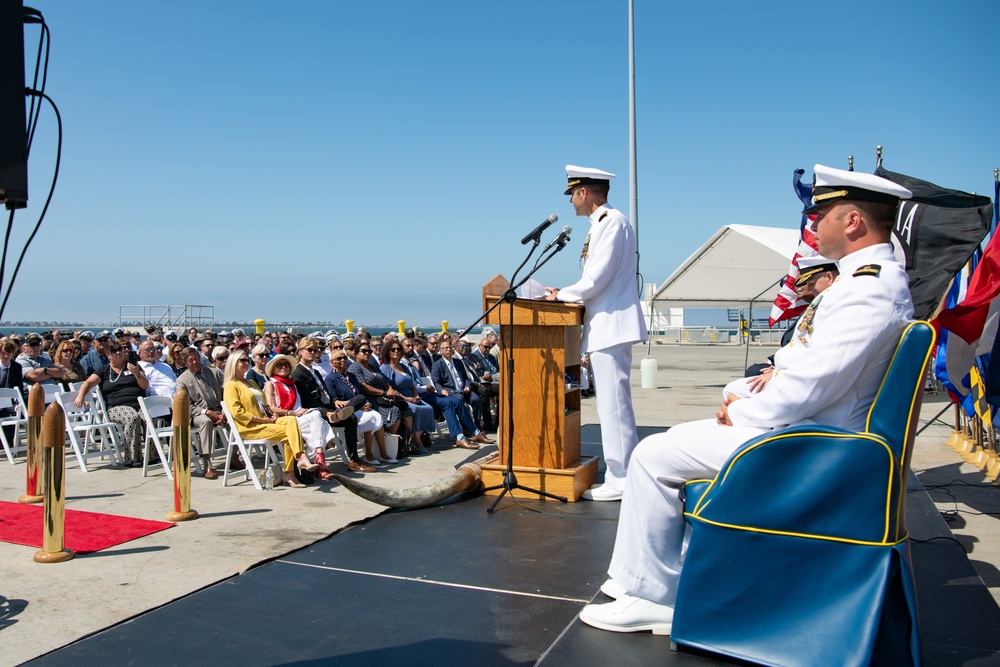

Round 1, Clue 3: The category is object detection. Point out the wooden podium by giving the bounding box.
[479,276,599,502]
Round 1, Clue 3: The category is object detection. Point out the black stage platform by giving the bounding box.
[27,426,1000,666]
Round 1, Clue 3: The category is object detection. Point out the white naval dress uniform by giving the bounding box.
[557,204,648,492]
[608,243,913,605]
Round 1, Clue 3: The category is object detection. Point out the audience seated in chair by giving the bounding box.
[265,351,342,482]
[347,342,411,451]
[380,339,434,455]
[74,341,149,466]
[430,340,495,448]
[175,348,226,479]
[138,338,177,398]
[222,349,317,489]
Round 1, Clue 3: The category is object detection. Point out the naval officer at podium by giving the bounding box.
[545,165,648,501]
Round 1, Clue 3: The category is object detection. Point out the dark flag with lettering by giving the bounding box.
[875,166,993,320]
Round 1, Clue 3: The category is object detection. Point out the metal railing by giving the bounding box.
[118,305,214,331]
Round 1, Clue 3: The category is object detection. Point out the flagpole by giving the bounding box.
[629,0,638,240]
[630,0,658,388]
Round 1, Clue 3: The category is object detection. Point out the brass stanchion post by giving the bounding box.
[18,384,44,504]
[946,403,963,449]
[167,389,198,522]
[33,403,73,563]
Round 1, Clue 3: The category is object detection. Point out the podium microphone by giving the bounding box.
[543,225,572,252]
[520,214,558,245]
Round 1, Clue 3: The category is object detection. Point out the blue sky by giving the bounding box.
[8,0,1000,327]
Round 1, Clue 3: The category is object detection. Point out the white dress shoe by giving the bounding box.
[600,578,627,600]
[582,485,623,501]
[579,594,673,635]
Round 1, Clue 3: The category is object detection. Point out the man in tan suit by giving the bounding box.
[175,348,225,479]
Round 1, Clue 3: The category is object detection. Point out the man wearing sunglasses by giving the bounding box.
[292,339,372,473]
[17,333,63,388]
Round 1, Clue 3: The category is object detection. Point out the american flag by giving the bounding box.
[768,168,819,326]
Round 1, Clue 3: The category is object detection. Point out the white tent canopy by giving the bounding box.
[650,224,800,308]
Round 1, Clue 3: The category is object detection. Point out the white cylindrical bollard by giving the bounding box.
[640,356,658,389]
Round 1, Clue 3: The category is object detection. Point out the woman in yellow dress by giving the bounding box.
[222,349,317,488]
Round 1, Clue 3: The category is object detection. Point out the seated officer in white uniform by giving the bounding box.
[579,164,915,635]
[725,255,839,401]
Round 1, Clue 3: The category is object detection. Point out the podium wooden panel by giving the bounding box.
[479,276,598,501]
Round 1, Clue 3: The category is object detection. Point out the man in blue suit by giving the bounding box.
[431,340,495,449]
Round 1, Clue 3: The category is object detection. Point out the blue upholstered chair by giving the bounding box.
[672,321,934,667]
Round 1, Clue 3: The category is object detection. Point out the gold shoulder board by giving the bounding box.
[853,264,882,278]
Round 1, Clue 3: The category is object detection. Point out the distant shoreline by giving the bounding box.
[0,323,490,337]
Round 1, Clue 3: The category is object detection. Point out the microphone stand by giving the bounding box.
[457,237,572,514]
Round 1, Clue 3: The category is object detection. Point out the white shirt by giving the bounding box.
[557,204,648,352]
[139,360,177,398]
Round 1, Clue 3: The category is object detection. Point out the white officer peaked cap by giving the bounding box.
[795,254,839,287]
[804,164,912,214]
[565,165,616,194]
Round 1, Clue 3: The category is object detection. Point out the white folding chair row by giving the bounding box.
[54,389,122,472]
[220,404,281,490]
[0,387,28,464]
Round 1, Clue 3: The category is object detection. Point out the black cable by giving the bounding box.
[909,535,967,548]
[0,89,61,322]
[922,479,997,490]
[0,210,15,310]
[635,249,643,299]
[23,12,48,158]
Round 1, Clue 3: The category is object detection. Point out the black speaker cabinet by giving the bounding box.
[0,0,27,210]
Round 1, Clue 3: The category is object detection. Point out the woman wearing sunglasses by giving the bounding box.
[222,349,317,488]
[74,342,149,466]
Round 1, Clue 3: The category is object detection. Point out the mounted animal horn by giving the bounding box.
[331,462,483,509]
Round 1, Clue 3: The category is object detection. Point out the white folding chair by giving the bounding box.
[41,382,61,405]
[54,390,122,472]
[220,404,280,490]
[0,387,28,464]
[328,426,350,465]
[139,395,205,479]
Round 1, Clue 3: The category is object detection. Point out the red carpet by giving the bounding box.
[0,501,175,554]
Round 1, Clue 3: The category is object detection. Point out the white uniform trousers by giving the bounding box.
[607,419,768,605]
[590,342,639,492]
[722,377,755,402]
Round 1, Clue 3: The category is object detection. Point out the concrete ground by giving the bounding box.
[0,341,997,666]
